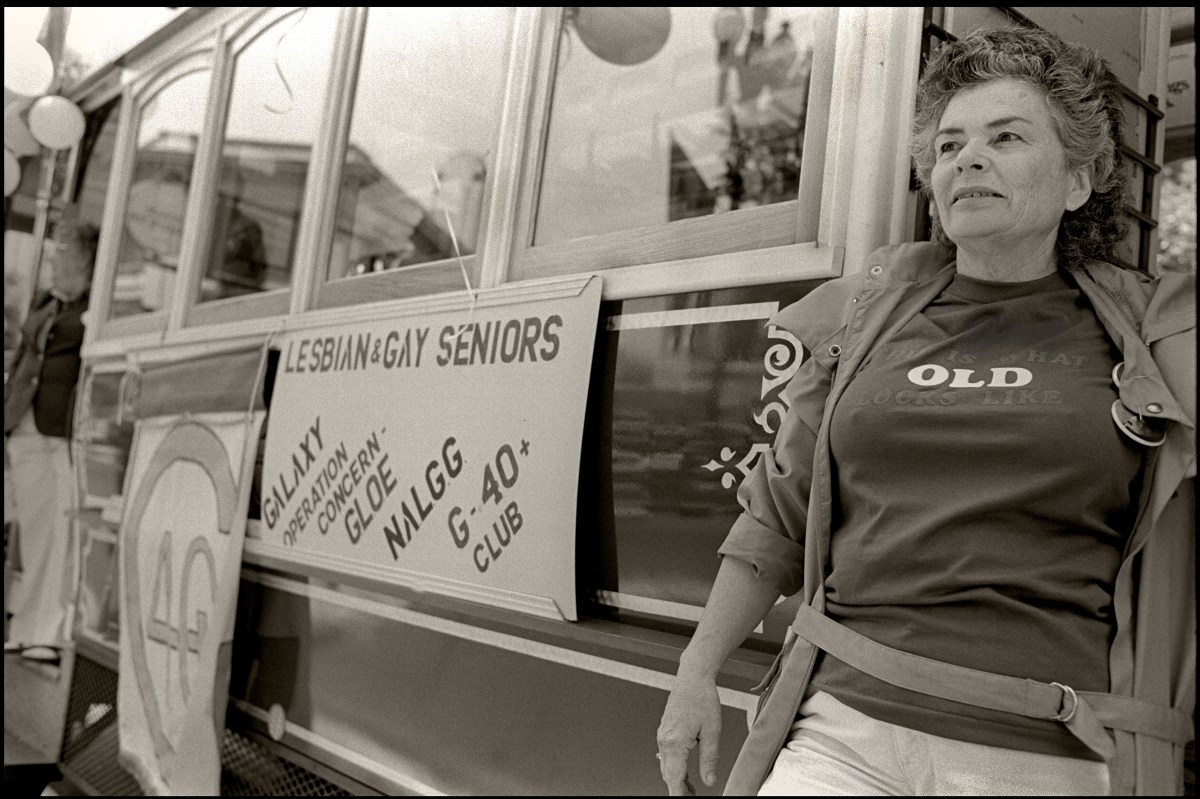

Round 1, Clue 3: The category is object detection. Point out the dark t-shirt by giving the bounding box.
[815,268,1143,760]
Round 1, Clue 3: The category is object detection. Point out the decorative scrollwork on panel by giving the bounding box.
[703,324,806,490]
[702,443,771,489]
[757,326,804,431]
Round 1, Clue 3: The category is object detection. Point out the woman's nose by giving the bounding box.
[954,139,989,172]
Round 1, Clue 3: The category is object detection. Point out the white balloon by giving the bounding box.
[5,103,41,156]
[4,148,21,197]
[29,95,85,150]
[3,39,54,98]
[3,8,50,43]
[573,8,671,66]
[4,87,34,112]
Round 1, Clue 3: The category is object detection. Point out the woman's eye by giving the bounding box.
[938,141,960,155]
[996,131,1019,143]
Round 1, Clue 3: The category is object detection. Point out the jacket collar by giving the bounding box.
[863,242,955,288]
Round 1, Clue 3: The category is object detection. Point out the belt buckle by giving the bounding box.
[1051,681,1078,723]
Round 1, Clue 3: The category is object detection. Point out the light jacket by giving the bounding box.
[722,242,1195,795]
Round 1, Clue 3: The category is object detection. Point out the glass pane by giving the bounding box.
[78,369,135,500]
[200,7,339,304]
[326,7,512,288]
[578,281,820,641]
[111,70,210,319]
[535,7,818,246]
[76,521,121,644]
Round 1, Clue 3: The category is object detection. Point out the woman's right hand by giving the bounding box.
[656,672,722,795]
[655,556,783,793]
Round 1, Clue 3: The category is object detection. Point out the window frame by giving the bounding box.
[83,7,940,352]
[179,6,352,330]
[505,7,842,288]
[90,45,217,341]
[307,7,520,311]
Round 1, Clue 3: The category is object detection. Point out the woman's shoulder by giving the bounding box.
[767,271,864,348]
[1143,270,1196,344]
[768,242,953,346]
[1078,260,1195,343]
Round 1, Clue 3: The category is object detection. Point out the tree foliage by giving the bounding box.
[1158,158,1197,274]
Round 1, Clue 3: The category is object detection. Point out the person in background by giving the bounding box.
[656,25,1195,796]
[4,204,100,651]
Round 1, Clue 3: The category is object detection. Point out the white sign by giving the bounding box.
[117,411,266,796]
[1166,41,1195,132]
[258,276,601,620]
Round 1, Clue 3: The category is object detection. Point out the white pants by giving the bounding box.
[759,691,1110,796]
[6,410,76,645]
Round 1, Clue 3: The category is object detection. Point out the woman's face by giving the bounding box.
[51,235,93,301]
[931,79,1092,255]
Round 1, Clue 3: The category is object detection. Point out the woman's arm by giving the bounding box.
[655,288,850,794]
[656,556,780,795]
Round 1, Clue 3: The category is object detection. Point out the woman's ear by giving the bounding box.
[1065,165,1094,213]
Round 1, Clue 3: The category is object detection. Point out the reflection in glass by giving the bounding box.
[536,7,817,246]
[201,7,339,303]
[327,7,511,289]
[76,524,120,644]
[581,282,820,612]
[77,368,135,502]
[110,72,209,318]
[73,367,137,643]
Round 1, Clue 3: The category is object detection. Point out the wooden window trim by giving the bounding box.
[179,7,351,330]
[505,7,839,287]
[92,47,215,341]
[309,7,520,311]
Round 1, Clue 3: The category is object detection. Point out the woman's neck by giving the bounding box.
[954,237,1058,283]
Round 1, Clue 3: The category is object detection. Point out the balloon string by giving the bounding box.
[431,166,477,345]
[264,8,307,115]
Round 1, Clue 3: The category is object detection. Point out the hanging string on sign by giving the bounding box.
[431,165,479,347]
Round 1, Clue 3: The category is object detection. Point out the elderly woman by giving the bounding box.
[656,25,1194,797]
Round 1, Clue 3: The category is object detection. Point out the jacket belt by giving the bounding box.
[791,605,1191,761]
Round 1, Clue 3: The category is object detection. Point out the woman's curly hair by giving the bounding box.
[910,26,1129,268]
